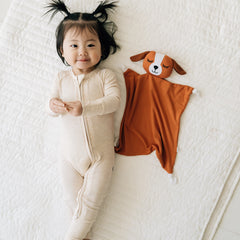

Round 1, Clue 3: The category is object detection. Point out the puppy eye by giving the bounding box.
[147,59,153,63]
[163,64,169,68]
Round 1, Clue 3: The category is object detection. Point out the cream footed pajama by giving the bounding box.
[49,68,120,240]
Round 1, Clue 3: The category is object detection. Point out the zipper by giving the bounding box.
[77,76,95,162]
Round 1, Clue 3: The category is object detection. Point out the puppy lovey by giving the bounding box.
[115,51,194,174]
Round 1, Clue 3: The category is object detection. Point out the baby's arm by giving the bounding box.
[82,69,120,117]
[47,73,68,116]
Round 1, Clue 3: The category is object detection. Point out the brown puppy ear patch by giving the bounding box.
[173,60,186,75]
[130,51,150,62]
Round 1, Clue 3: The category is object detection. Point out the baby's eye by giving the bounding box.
[163,64,169,68]
[147,59,153,63]
[87,44,95,47]
[70,44,78,48]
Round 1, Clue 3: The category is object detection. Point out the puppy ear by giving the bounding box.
[130,51,150,62]
[173,60,186,75]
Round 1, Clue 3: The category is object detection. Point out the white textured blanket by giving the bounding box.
[0,0,240,240]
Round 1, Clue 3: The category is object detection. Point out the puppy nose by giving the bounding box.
[154,65,158,70]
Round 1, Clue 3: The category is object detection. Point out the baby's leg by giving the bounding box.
[65,153,114,240]
[61,159,93,240]
[60,159,84,219]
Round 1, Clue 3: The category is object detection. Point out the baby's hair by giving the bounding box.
[44,0,120,65]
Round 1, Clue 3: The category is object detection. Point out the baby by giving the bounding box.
[45,1,120,239]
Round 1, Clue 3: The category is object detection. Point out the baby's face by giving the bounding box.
[62,28,101,75]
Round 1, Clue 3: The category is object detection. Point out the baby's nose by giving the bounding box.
[78,47,87,56]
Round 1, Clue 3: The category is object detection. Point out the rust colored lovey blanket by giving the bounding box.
[115,69,193,173]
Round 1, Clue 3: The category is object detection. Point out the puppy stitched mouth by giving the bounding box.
[151,70,159,74]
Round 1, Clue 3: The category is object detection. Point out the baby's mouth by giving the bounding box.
[77,59,89,62]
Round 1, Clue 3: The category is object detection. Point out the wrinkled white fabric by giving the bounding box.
[1,0,240,239]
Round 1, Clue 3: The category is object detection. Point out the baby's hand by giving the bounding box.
[49,98,68,114]
[65,101,83,116]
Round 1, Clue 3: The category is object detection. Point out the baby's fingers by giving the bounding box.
[54,105,68,113]
[53,99,65,107]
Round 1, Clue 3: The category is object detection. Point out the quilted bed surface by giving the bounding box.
[0,0,240,239]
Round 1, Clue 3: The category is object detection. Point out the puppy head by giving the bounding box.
[143,52,173,78]
[130,51,186,78]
